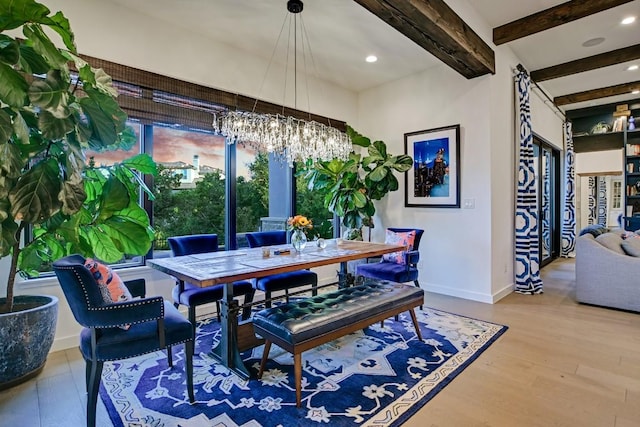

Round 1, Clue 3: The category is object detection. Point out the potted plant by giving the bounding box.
[0,0,156,389]
[302,126,413,240]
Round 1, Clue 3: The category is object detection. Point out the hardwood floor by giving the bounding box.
[1,258,639,426]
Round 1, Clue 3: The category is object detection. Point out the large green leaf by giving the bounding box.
[102,219,152,255]
[59,172,87,215]
[98,178,129,220]
[0,198,9,222]
[12,110,30,144]
[38,110,73,140]
[390,154,413,172]
[0,0,50,31]
[79,87,127,148]
[22,23,68,69]
[83,226,123,263]
[18,44,49,75]
[347,125,370,148]
[28,70,70,118]
[0,62,28,107]
[113,204,151,228]
[0,35,19,65]
[0,139,24,176]
[9,158,62,223]
[367,165,389,182]
[0,109,12,143]
[47,11,75,52]
[0,217,18,257]
[122,153,157,175]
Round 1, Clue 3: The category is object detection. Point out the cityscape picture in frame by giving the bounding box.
[405,124,460,208]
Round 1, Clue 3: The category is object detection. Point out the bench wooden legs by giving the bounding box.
[293,353,302,407]
[258,340,272,379]
[409,309,423,341]
[258,340,303,408]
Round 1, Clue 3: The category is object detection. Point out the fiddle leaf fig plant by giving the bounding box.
[302,126,413,240]
[0,0,156,313]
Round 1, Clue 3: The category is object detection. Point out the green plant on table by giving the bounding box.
[0,0,156,313]
[301,126,413,240]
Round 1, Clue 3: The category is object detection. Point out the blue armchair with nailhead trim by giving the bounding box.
[53,254,194,427]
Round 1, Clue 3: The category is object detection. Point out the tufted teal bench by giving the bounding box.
[253,280,424,407]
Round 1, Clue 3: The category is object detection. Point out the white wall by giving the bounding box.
[357,0,564,303]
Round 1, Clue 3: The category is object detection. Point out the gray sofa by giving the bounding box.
[576,232,640,312]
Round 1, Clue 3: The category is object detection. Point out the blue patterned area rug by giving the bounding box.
[100,307,507,427]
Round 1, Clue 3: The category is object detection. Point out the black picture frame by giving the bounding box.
[404,124,460,208]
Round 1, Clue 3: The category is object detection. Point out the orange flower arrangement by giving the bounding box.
[287,215,313,232]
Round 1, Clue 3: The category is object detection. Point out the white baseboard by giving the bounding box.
[424,282,514,304]
[51,335,79,352]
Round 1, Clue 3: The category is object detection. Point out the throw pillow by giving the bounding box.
[621,238,640,257]
[579,224,609,238]
[382,230,416,264]
[84,258,133,329]
[594,233,626,255]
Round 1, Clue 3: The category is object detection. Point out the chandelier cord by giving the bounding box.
[253,12,290,114]
[300,15,315,121]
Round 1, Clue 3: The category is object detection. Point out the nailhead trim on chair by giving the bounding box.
[56,264,164,328]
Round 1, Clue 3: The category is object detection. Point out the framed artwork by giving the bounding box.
[405,124,460,208]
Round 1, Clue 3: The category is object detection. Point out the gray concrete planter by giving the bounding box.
[0,295,58,390]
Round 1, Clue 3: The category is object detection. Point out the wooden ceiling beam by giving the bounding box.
[493,0,634,45]
[353,0,494,79]
[531,44,640,82]
[554,81,640,106]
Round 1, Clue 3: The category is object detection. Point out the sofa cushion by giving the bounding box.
[621,237,640,257]
[579,224,609,237]
[594,233,626,255]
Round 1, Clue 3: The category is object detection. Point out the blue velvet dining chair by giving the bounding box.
[53,254,194,427]
[356,227,424,291]
[245,230,318,307]
[168,234,255,325]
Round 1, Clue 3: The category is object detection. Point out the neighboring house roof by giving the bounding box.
[158,161,195,170]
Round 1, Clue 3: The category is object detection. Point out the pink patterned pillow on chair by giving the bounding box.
[85,258,133,330]
[382,230,416,264]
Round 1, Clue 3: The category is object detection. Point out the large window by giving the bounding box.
[34,55,345,267]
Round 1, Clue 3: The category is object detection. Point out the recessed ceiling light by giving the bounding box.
[365,55,378,63]
[582,37,605,47]
[621,16,636,25]
[628,64,639,71]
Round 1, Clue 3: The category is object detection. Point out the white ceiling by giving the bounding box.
[110,0,640,112]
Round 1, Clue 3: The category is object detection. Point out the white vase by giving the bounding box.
[291,229,307,252]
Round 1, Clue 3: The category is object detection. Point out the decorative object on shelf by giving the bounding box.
[213,0,351,166]
[287,215,312,252]
[590,122,610,134]
[630,116,636,131]
[405,124,461,208]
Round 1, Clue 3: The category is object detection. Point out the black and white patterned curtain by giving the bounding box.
[598,177,608,226]
[514,69,543,294]
[587,177,597,225]
[561,122,576,257]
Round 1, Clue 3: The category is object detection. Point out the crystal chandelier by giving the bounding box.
[213,0,351,166]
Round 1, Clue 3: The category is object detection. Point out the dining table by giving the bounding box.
[147,238,405,379]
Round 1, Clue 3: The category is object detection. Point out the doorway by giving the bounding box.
[533,135,561,266]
